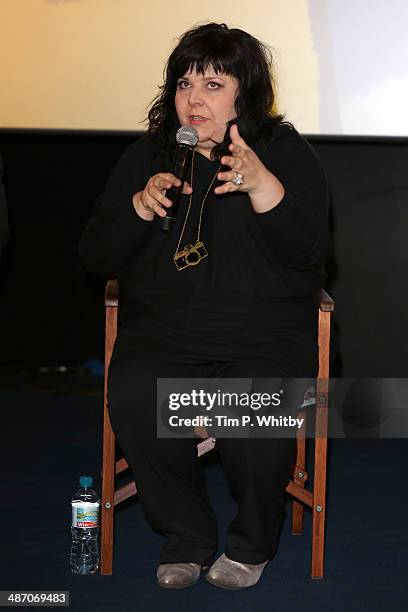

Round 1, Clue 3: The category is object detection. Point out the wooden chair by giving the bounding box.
[100,279,334,579]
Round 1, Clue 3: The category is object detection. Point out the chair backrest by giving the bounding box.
[103,281,333,440]
[104,281,333,377]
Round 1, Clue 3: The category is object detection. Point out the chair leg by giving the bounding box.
[292,411,306,535]
[100,406,115,575]
[311,401,328,579]
[101,297,118,575]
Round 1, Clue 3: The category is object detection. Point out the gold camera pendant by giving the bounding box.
[173,240,208,271]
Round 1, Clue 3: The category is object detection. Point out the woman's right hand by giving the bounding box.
[132,173,193,221]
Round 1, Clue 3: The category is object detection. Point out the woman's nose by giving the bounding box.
[187,87,203,106]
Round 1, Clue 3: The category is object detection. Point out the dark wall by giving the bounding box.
[0,129,136,369]
[316,136,408,376]
[0,129,407,376]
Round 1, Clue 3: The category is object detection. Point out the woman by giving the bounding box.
[79,22,329,589]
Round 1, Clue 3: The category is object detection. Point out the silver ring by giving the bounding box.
[232,172,244,186]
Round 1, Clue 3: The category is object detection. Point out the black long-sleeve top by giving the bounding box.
[79,122,330,363]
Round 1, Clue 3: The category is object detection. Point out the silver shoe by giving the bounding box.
[206,553,269,590]
[157,562,204,589]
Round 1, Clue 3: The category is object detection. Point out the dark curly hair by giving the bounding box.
[145,22,287,166]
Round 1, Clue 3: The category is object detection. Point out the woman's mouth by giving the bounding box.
[189,115,208,125]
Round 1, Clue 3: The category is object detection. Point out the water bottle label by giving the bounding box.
[72,502,99,528]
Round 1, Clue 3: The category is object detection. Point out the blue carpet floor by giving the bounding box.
[1,388,407,611]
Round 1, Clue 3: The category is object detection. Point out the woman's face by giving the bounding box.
[175,66,239,158]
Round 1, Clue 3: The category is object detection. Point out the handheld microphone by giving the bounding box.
[161,126,199,233]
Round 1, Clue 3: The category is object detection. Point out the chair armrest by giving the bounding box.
[105,279,119,307]
[317,289,334,312]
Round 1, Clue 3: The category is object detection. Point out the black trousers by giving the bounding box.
[107,351,316,566]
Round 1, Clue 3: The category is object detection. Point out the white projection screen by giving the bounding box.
[0,0,407,136]
[310,0,408,136]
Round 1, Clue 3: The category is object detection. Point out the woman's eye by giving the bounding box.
[208,82,221,89]
[177,80,189,89]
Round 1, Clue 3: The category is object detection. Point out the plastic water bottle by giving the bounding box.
[70,476,100,574]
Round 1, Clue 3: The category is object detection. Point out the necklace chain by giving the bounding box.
[173,150,221,257]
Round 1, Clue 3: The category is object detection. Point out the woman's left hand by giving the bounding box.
[214,123,285,213]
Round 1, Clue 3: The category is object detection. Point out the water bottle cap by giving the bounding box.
[79,476,93,488]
